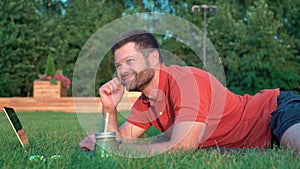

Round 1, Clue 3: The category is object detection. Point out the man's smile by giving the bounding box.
[121,73,136,84]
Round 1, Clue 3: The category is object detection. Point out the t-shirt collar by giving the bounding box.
[141,63,169,106]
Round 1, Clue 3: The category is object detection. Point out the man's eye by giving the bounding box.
[115,64,120,69]
[127,59,134,64]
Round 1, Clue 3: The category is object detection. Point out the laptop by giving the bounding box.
[3,107,30,148]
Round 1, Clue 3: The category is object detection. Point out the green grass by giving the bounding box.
[0,112,299,169]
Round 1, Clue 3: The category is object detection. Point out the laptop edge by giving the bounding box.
[3,107,30,147]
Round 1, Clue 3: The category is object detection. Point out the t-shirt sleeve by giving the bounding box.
[127,98,151,130]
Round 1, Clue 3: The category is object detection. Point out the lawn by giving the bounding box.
[0,112,299,169]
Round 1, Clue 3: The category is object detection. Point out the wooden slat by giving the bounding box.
[0,95,139,113]
[33,81,67,98]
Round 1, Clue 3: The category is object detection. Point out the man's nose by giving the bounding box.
[118,63,130,75]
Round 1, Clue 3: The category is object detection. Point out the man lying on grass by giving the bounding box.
[96,29,300,155]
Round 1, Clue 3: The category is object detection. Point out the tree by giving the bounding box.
[209,0,300,94]
[0,0,42,96]
[44,56,56,76]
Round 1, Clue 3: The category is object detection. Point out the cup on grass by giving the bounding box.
[95,131,119,157]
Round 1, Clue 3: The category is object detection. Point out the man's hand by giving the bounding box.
[99,77,125,110]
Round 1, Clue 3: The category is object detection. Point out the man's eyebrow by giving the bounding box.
[114,55,136,65]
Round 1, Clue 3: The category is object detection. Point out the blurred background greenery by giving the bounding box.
[1,0,299,97]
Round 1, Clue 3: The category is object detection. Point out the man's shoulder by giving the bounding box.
[165,65,208,78]
[166,65,212,86]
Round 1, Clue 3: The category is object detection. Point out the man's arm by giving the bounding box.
[105,111,149,142]
[99,77,125,140]
[120,121,206,154]
[99,77,147,141]
[119,121,147,140]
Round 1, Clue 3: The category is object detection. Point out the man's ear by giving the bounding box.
[148,50,160,67]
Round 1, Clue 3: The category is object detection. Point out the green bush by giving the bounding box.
[44,56,56,77]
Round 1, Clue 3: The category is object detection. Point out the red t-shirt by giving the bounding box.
[127,64,280,148]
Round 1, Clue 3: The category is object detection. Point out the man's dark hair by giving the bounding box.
[111,29,163,63]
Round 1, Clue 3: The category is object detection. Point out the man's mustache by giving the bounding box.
[120,72,137,82]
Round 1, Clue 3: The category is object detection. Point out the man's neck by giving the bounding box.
[141,64,162,100]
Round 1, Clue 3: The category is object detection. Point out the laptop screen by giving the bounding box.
[3,107,29,147]
[3,107,22,131]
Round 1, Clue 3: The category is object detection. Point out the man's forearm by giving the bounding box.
[120,134,199,155]
[102,107,122,140]
[120,141,174,155]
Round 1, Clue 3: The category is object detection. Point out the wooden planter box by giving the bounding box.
[33,80,67,98]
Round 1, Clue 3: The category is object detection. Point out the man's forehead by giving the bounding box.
[114,52,143,64]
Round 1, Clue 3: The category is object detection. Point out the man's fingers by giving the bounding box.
[111,78,123,93]
[99,78,123,96]
[99,77,125,109]
[99,84,112,95]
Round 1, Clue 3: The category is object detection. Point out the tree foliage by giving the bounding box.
[209,0,300,94]
[44,56,56,76]
[0,0,299,97]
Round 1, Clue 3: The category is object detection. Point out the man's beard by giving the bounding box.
[121,68,155,92]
